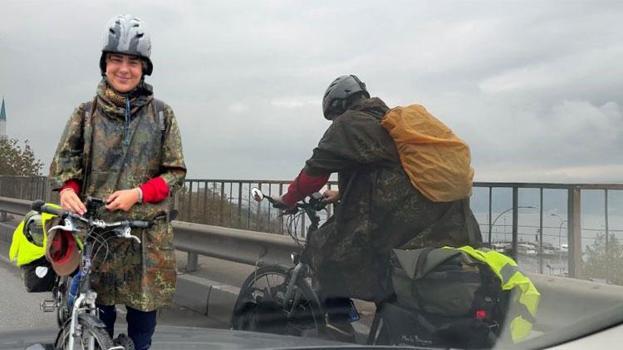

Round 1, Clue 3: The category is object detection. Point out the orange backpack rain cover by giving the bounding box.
[381,104,474,202]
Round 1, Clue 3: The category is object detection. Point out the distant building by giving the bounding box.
[0,97,6,140]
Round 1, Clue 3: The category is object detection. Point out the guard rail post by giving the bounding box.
[511,186,519,260]
[187,252,199,272]
[568,186,582,278]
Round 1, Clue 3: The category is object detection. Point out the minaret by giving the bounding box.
[0,97,6,140]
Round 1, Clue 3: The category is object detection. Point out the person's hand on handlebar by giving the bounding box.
[60,188,87,215]
[269,195,289,209]
[270,195,298,215]
[106,188,141,212]
[322,190,340,204]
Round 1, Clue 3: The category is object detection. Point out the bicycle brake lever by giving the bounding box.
[120,226,142,244]
[48,217,79,233]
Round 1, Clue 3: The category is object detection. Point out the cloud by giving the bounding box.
[479,46,623,97]
[2,0,623,181]
[228,102,249,114]
[476,164,623,183]
[270,97,317,109]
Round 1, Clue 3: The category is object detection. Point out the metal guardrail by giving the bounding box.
[173,221,297,269]
[0,196,31,221]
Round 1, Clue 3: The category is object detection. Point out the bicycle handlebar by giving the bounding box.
[261,193,324,210]
[31,198,158,235]
[32,200,64,217]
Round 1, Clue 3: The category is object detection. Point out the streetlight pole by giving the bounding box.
[550,213,567,251]
[489,206,536,244]
[551,213,568,273]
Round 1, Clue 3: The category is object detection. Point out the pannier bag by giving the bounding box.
[9,205,62,292]
[20,256,56,293]
[387,246,539,347]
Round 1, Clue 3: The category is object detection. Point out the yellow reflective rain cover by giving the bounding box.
[9,208,59,266]
[381,104,474,202]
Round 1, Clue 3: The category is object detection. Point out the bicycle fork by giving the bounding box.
[67,294,85,350]
[67,290,99,350]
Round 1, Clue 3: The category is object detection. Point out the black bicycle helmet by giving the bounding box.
[99,14,153,76]
[322,75,370,120]
[23,210,44,247]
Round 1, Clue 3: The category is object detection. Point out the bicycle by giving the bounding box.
[231,189,511,348]
[33,197,163,350]
[231,188,361,341]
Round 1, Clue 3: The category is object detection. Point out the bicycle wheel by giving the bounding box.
[54,317,114,350]
[232,265,324,337]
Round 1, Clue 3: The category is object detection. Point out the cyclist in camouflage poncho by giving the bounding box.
[277,75,482,322]
[49,15,186,350]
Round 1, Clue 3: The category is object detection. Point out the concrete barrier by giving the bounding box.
[527,273,623,331]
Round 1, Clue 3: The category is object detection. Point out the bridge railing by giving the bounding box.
[1,176,622,280]
[162,179,623,280]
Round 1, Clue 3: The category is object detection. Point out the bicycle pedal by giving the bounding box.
[40,299,57,312]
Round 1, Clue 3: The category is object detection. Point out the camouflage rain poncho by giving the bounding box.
[302,97,482,302]
[49,80,186,311]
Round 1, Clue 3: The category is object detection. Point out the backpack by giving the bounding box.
[387,246,539,346]
[381,104,474,202]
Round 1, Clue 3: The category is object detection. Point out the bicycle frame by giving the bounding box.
[235,189,367,339]
[278,205,323,318]
[66,233,101,350]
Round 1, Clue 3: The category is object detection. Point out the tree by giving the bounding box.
[0,138,44,176]
[583,232,623,285]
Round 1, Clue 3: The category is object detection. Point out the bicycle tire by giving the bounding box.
[231,265,324,337]
[114,333,136,350]
[54,317,114,350]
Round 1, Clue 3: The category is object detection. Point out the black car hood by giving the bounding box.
[1,326,424,350]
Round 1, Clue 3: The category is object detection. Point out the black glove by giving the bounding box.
[268,195,298,214]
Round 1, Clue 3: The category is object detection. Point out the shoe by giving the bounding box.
[113,334,135,350]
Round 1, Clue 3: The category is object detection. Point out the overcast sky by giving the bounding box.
[1,0,622,182]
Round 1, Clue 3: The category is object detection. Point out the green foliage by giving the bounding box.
[583,232,623,285]
[0,138,44,176]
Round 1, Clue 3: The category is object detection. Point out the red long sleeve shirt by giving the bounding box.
[281,170,330,208]
[61,177,170,203]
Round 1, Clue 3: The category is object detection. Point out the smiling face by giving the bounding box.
[105,53,143,93]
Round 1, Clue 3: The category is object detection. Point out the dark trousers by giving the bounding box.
[97,304,157,350]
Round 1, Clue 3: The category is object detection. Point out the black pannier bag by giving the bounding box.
[377,247,511,348]
[20,256,56,293]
